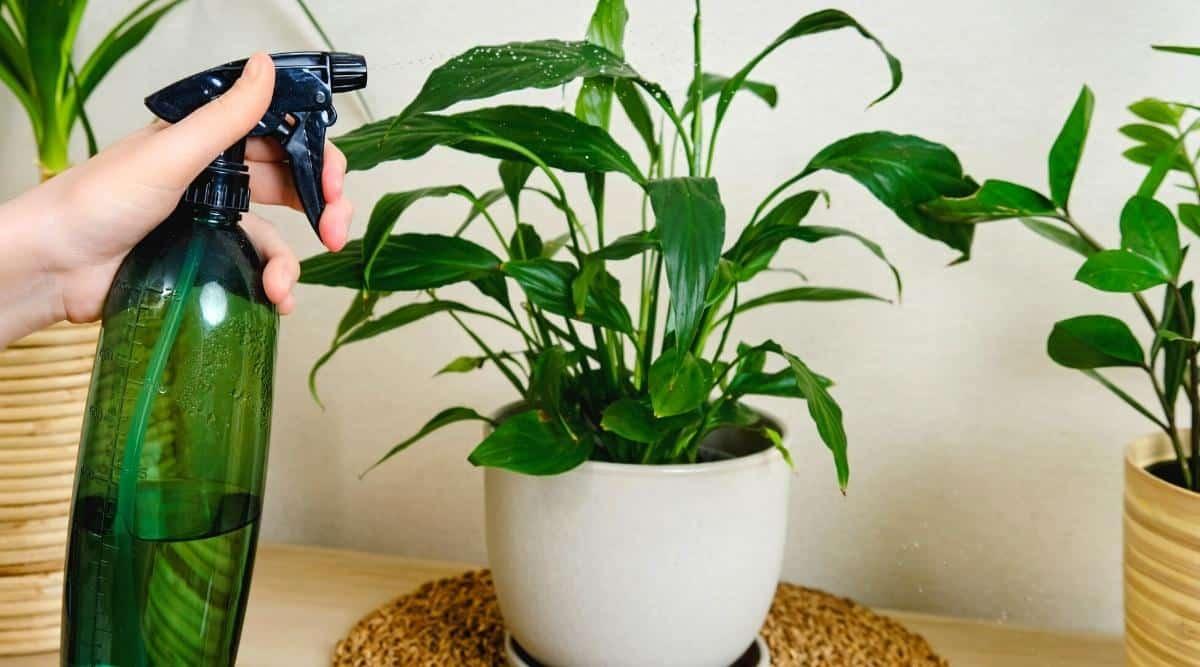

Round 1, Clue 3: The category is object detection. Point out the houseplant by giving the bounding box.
[301,1,981,663]
[918,44,1200,666]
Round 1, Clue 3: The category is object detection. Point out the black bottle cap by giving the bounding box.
[329,53,367,93]
[180,142,250,212]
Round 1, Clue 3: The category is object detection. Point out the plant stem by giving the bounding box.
[437,295,526,394]
[1145,362,1192,487]
[1056,213,1160,332]
[689,0,703,177]
[711,284,738,364]
[640,254,664,388]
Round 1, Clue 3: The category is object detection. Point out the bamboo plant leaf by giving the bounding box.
[1046,315,1145,369]
[504,258,634,333]
[647,177,726,350]
[1119,195,1181,278]
[1048,85,1094,209]
[648,348,713,417]
[365,407,493,475]
[1075,250,1169,293]
[801,132,978,258]
[681,71,777,118]
[468,410,593,475]
[921,179,1057,223]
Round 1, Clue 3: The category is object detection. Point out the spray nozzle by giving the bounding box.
[145,51,368,234]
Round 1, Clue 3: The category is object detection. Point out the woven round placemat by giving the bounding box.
[333,570,946,667]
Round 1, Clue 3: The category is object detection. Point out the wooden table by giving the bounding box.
[2,543,1122,666]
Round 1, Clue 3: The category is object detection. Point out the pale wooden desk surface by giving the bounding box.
[2,543,1122,666]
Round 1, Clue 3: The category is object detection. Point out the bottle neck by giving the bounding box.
[180,203,243,228]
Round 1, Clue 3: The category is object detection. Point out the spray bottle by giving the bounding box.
[62,52,366,666]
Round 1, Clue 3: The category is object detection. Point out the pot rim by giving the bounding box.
[1127,431,1200,499]
[489,402,791,478]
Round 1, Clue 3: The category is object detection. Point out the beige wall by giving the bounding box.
[4,0,1198,636]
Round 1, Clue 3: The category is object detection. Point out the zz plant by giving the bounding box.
[921,44,1200,491]
[300,1,982,489]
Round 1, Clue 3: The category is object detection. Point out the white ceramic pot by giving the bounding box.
[484,418,791,667]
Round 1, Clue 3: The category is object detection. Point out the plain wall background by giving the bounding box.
[3,0,1199,637]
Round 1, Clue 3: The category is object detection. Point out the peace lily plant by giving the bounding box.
[300,1,986,490]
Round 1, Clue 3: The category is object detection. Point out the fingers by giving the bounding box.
[141,53,276,189]
[246,139,351,252]
[318,197,353,252]
[323,142,348,202]
[247,162,302,209]
[241,212,299,315]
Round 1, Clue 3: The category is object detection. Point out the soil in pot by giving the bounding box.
[1145,457,1200,489]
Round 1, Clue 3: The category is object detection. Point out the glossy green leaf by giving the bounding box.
[648,348,712,417]
[921,179,1057,223]
[1129,98,1184,126]
[1119,196,1180,277]
[342,300,500,344]
[1120,123,1176,149]
[727,286,889,320]
[1047,315,1144,369]
[647,177,726,350]
[504,258,634,333]
[1048,86,1093,209]
[711,9,901,156]
[499,160,535,216]
[614,79,658,162]
[601,398,660,443]
[727,190,821,280]
[738,224,902,297]
[572,257,604,316]
[1075,250,1169,292]
[77,0,184,102]
[362,186,477,278]
[1161,282,1194,406]
[367,234,501,291]
[437,355,487,375]
[1019,219,1095,257]
[336,291,383,338]
[681,71,777,118]
[728,366,833,399]
[1123,144,1189,172]
[589,229,659,261]
[468,410,592,475]
[300,239,366,288]
[575,0,627,130]
[529,347,568,416]
[801,132,978,257]
[365,407,493,475]
[508,223,544,260]
[1179,204,1200,238]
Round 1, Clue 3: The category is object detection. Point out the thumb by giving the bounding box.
[143,52,275,188]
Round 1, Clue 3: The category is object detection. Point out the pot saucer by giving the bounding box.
[504,633,770,667]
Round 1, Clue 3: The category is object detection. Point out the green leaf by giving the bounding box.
[1129,98,1184,126]
[727,190,821,280]
[362,186,478,278]
[300,239,365,288]
[589,229,659,261]
[727,286,889,319]
[1153,45,1200,56]
[572,257,604,316]
[1046,315,1144,369]
[1120,123,1176,149]
[1080,370,1166,430]
[1048,86,1094,209]
[801,132,978,257]
[736,224,902,298]
[1123,144,1189,172]
[762,426,793,468]
[601,398,660,443]
[399,40,637,120]
[921,179,1057,223]
[1075,250,1169,292]
[457,188,505,233]
[508,223,544,260]
[499,160,535,216]
[437,355,487,375]
[1019,219,1096,257]
[575,0,628,130]
[504,258,634,333]
[1119,196,1180,277]
[712,9,901,155]
[366,233,502,291]
[1179,204,1200,238]
[468,410,592,475]
[336,291,383,338]
[342,300,499,344]
[528,347,568,416]
[77,0,184,103]
[681,71,777,118]
[614,79,658,162]
[1161,282,1194,407]
[337,105,644,183]
[647,177,726,350]
[365,407,493,475]
[648,348,712,417]
[728,366,833,399]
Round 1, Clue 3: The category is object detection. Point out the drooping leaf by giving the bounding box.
[1046,315,1144,369]
[1075,250,1169,292]
[1019,219,1096,257]
[1128,98,1184,126]
[601,398,660,443]
[734,224,902,297]
[364,407,493,475]
[727,190,821,280]
[681,71,777,118]
[468,410,592,475]
[1048,85,1094,209]
[726,286,889,320]
[801,132,978,257]
[1119,195,1181,277]
[648,348,712,417]
[362,186,478,278]
[711,9,901,154]
[508,223,544,260]
[647,177,726,350]
[504,258,634,333]
[336,291,383,338]
[614,79,658,162]
[366,234,502,291]
[498,160,535,216]
[921,179,1057,223]
[342,301,502,344]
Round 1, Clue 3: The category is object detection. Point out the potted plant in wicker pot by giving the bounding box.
[917,43,1200,666]
[301,2,982,664]
[0,1,184,655]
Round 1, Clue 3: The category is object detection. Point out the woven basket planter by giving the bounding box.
[0,320,98,656]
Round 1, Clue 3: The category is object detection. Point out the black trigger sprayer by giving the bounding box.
[62,52,367,666]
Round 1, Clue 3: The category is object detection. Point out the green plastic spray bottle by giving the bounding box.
[62,52,367,666]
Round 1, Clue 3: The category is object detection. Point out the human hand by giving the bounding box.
[19,52,352,324]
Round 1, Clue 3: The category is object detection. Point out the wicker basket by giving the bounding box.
[0,320,98,656]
